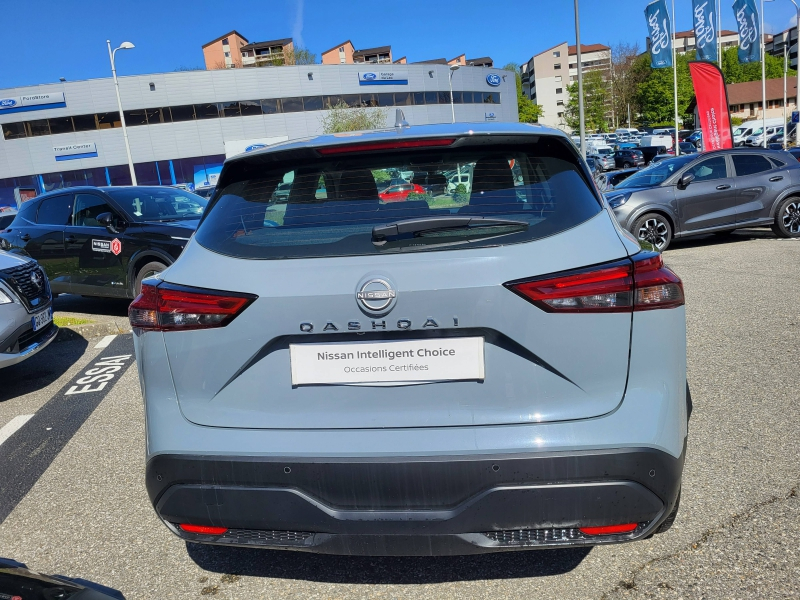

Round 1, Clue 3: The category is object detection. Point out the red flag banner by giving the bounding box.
[689,61,734,150]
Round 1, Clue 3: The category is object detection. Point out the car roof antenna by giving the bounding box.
[395,109,410,129]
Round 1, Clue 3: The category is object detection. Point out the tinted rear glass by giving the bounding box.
[105,188,207,221]
[196,137,602,259]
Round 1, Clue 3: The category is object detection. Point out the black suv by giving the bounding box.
[0,186,207,299]
[614,149,645,169]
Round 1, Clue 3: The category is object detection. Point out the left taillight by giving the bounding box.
[505,251,684,313]
[129,282,256,331]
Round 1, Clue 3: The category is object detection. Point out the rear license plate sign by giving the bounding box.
[289,337,485,386]
[32,307,52,332]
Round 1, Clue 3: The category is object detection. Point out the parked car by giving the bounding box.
[0,207,18,230]
[131,122,687,556]
[411,172,448,196]
[686,130,703,146]
[746,125,783,147]
[378,183,426,202]
[605,149,800,250]
[0,186,208,299]
[589,146,616,171]
[614,149,645,169]
[639,145,668,165]
[193,185,216,199]
[604,168,639,188]
[0,251,57,369]
[678,142,697,154]
[447,172,471,194]
[650,154,675,164]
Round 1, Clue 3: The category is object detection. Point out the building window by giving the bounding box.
[557,100,564,106]
[339,47,344,52]
[555,88,563,94]
[554,63,561,70]
[555,76,562,82]
[222,38,229,45]
[553,51,560,57]
[224,52,230,58]
[557,112,564,117]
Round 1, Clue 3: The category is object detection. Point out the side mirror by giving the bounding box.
[677,172,695,190]
[96,212,120,233]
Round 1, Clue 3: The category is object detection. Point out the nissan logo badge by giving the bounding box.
[356,277,396,315]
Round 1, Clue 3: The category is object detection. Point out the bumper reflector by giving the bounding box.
[578,523,639,536]
[179,524,228,535]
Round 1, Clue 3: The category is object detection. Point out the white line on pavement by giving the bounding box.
[94,335,117,349]
[0,415,34,447]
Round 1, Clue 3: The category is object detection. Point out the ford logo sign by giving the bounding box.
[363,73,377,80]
[486,73,502,87]
[0,99,17,108]
[245,144,267,152]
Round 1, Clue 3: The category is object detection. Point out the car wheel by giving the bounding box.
[632,212,673,251]
[771,196,800,238]
[655,488,681,534]
[134,261,167,297]
[623,162,632,168]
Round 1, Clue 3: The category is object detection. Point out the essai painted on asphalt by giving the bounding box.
[0,334,134,524]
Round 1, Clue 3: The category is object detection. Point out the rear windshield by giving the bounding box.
[195,137,602,259]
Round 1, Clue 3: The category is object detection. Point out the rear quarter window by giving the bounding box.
[195,136,603,260]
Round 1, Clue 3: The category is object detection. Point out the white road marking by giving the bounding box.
[94,335,117,349]
[0,415,34,447]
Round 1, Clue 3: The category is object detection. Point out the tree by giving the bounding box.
[610,43,646,129]
[256,46,317,67]
[319,101,387,133]
[502,63,544,123]
[564,70,610,132]
[721,45,794,83]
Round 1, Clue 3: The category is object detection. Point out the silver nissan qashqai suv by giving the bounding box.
[131,122,688,556]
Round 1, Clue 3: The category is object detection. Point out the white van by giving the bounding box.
[733,118,784,146]
[615,128,640,137]
[447,172,471,194]
[640,134,674,149]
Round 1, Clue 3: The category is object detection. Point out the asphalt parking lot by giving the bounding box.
[0,228,798,599]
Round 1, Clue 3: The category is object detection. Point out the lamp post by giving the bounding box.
[787,0,800,146]
[448,65,460,124]
[761,0,770,147]
[672,0,680,156]
[107,40,137,185]
[574,0,586,159]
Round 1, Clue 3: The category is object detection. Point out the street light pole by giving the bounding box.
[761,0,767,147]
[107,40,137,185]
[788,0,800,146]
[574,0,586,159]
[784,45,788,148]
[672,0,680,156]
[448,65,460,124]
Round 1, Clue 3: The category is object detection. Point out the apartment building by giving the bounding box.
[521,42,610,131]
[646,29,739,55]
[203,33,294,70]
[202,31,250,70]
[320,41,491,68]
[766,26,798,69]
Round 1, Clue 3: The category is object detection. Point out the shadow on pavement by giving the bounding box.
[53,294,131,317]
[665,227,776,252]
[0,337,88,402]
[186,543,592,583]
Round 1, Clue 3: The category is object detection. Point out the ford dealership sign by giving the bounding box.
[486,73,502,87]
[0,92,66,112]
[245,144,267,152]
[0,99,17,108]
[358,70,409,85]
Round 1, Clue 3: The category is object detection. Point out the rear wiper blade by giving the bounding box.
[372,216,528,240]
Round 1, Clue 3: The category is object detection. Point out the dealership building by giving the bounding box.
[0,64,517,207]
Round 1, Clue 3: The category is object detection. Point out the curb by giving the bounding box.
[55,320,131,342]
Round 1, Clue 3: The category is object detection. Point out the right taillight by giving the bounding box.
[129,282,256,331]
[505,252,684,313]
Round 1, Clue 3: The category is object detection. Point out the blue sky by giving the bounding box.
[1,0,798,89]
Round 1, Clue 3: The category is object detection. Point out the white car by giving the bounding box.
[0,251,57,368]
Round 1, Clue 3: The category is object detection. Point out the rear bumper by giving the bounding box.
[147,446,684,556]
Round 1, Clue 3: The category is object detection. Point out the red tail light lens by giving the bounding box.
[579,523,638,536]
[179,524,228,535]
[505,252,684,313]
[129,283,256,331]
[317,138,455,155]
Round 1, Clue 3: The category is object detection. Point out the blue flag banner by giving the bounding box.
[692,0,718,61]
[733,0,761,63]
[646,0,673,68]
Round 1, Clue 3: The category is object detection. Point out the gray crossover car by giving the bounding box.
[606,149,800,250]
[0,251,56,368]
[131,122,688,556]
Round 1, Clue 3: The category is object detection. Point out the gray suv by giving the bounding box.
[131,122,687,556]
[0,251,56,368]
[606,149,800,250]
